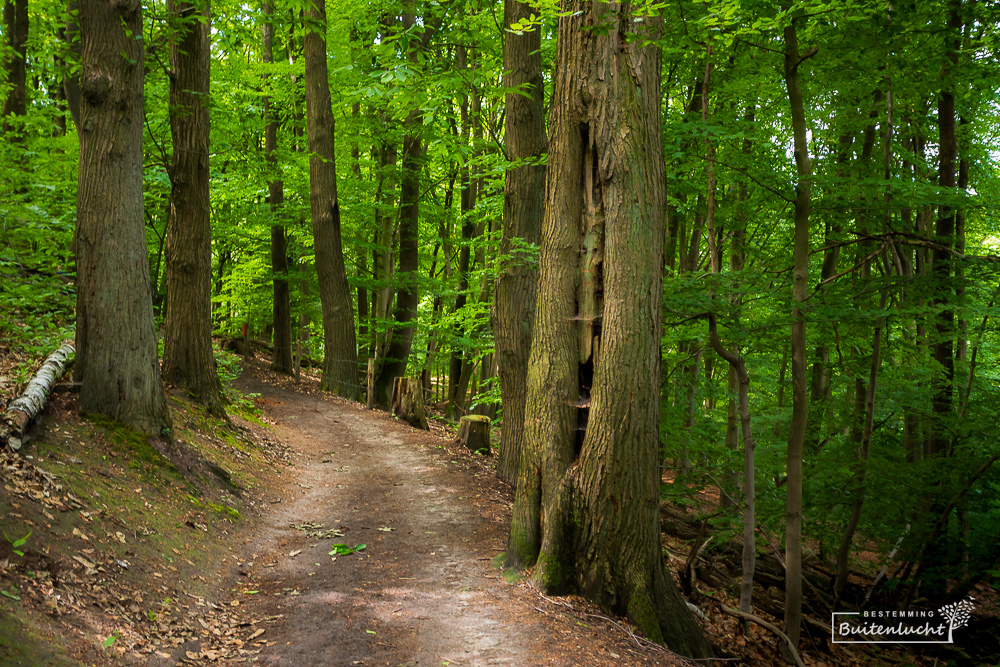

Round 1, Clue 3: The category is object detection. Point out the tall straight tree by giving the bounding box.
[493,0,547,485]
[304,0,358,398]
[263,0,293,374]
[162,0,224,416]
[505,1,712,657]
[930,0,962,457]
[74,0,170,435]
[781,14,814,652]
[373,0,440,406]
[1,0,28,133]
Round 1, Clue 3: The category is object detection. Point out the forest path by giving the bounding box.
[224,371,656,667]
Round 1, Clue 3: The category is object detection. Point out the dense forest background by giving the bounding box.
[2,0,999,661]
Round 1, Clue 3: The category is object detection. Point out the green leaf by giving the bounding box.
[329,543,367,556]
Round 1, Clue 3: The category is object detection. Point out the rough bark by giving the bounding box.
[1,0,28,133]
[263,1,293,374]
[391,377,428,430]
[74,0,170,436]
[506,3,712,657]
[782,17,813,652]
[162,0,224,416]
[458,414,490,453]
[304,0,359,399]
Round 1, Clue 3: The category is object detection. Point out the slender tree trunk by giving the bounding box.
[162,0,223,416]
[1,0,28,134]
[835,290,888,594]
[930,0,961,457]
[506,3,712,657]
[304,0,358,399]
[448,46,476,418]
[782,17,813,652]
[263,2,292,374]
[74,0,170,436]
[373,4,439,407]
[702,53,757,620]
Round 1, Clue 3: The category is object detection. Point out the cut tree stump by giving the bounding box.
[458,414,490,454]
[1,340,75,451]
[391,377,429,430]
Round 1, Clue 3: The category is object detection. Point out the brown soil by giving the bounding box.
[161,363,684,666]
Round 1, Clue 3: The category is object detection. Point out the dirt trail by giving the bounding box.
[226,374,665,667]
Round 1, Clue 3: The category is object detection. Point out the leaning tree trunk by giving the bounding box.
[506,2,712,658]
[782,17,813,652]
[304,0,358,399]
[263,0,293,374]
[74,0,170,436]
[492,0,546,485]
[162,0,224,416]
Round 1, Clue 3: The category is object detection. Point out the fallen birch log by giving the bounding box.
[1,340,75,451]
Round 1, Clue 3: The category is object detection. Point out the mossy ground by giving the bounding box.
[0,383,287,664]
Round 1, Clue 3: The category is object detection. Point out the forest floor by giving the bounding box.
[0,354,692,666]
[0,351,983,666]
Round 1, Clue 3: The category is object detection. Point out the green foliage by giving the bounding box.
[329,543,366,556]
[3,529,31,557]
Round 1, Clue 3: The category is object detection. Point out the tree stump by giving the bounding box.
[391,377,429,430]
[458,415,491,454]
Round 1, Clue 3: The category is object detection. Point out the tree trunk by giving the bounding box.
[930,0,962,457]
[782,17,813,653]
[162,0,224,416]
[263,1,292,374]
[1,0,28,134]
[74,0,170,436]
[63,1,82,131]
[373,4,439,407]
[391,377,428,430]
[304,0,358,399]
[834,290,888,595]
[506,3,712,657]
[458,414,490,453]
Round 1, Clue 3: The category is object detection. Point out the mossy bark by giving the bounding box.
[74,0,170,437]
[505,1,713,658]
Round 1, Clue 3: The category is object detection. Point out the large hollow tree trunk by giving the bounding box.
[782,17,813,653]
[263,1,293,374]
[304,0,358,399]
[505,2,712,658]
[490,0,548,482]
[74,0,170,436]
[162,0,224,416]
[1,0,28,134]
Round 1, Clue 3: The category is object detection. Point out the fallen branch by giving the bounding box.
[717,603,805,667]
[1,340,74,451]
